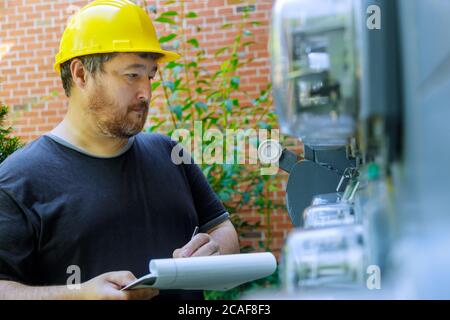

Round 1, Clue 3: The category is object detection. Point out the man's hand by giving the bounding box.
[172,233,220,258]
[172,220,240,258]
[81,271,159,300]
[0,271,159,300]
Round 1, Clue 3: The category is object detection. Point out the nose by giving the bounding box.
[137,78,152,102]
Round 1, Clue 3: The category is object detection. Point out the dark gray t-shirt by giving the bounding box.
[0,132,229,299]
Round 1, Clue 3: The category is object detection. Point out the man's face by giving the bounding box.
[86,53,157,138]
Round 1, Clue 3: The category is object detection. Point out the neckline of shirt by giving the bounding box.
[44,133,136,159]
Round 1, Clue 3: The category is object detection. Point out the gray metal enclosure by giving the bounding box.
[392,0,450,298]
[265,0,450,299]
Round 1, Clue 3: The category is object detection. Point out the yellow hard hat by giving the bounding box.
[54,0,180,73]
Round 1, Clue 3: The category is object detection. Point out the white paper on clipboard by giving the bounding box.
[121,252,277,291]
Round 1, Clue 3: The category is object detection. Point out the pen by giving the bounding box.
[191,226,199,240]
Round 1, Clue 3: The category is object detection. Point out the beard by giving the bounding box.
[87,84,149,139]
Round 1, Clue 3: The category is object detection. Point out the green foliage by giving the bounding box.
[143,1,285,299]
[0,104,23,163]
[0,78,57,163]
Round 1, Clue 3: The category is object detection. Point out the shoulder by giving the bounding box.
[0,136,52,181]
[134,132,195,166]
[134,132,177,153]
[136,132,175,144]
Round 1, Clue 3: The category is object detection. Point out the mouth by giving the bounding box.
[131,108,146,113]
[130,105,148,113]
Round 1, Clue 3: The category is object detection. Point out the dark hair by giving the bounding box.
[60,52,163,97]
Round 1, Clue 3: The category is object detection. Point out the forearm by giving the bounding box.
[0,280,84,300]
[209,220,240,255]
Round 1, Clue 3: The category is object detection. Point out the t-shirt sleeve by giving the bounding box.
[167,138,229,233]
[182,161,230,232]
[0,188,36,283]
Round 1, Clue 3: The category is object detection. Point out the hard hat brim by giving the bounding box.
[54,49,181,74]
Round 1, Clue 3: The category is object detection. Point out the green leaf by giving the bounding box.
[195,101,208,112]
[218,191,231,202]
[255,197,264,206]
[249,21,262,26]
[170,105,182,120]
[241,57,255,66]
[209,117,219,125]
[242,41,255,47]
[230,56,238,69]
[147,5,157,14]
[151,81,161,91]
[230,76,240,90]
[187,61,198,68]
[243,29,253,36]
[166,61,180,69]
[177,87,189,93]
[212,70,222,81]
[174,78,182,89]
[155,16,176,25]
[186,11,198,18]
[221,23,233,29]
[259,90,270,102]
[161,10,177,16]
[182,102,193,111]
[163,0,175,5]
[196,79,209,86]
[223,99,233,112]
[148,120,164,132]
[172,65,183,78]
[159,33,177,43]
[220,60,230,72]
[214,46,229,57]
[207,91,222,101]
[51,91,59,97]
[163,81,175,91]
[202,165,212,177]
[187,38,199,48]
[242,192,250,204]
[258,121,271,130]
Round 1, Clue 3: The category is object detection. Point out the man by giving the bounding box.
[0,0,239,300]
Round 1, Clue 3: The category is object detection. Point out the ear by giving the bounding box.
[70,59,88,91]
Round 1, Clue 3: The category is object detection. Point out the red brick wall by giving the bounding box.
[0,0,298,258]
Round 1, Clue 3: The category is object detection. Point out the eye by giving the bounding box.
[126,73,139,79]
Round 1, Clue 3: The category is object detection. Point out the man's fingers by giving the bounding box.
[190,241,220,257]
[173,248,182,258]
[105,271,136,287]
[173,233,221,258]
[180,233,210,257]
[124,288,159,300]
